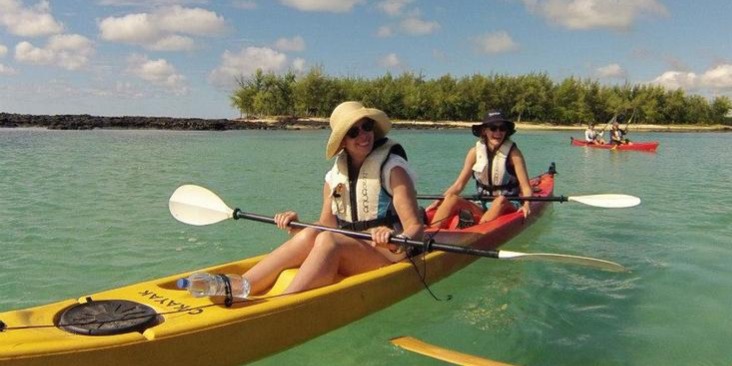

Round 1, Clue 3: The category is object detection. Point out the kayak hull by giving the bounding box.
[0,169,555,366]
[570,137,659,152]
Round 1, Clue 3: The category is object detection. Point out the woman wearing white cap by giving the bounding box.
[242,101,424,295]
[428,110,533,227]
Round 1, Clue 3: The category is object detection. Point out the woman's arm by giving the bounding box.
[318,182,338,227]
[510,148,533,216]
[370,166,424,247]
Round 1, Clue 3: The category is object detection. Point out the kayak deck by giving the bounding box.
[0,168,555,366]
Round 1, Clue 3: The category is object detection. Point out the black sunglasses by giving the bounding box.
[487,124,508,132]
[346,119,375,138]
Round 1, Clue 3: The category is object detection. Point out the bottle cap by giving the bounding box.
[176,278,189,289]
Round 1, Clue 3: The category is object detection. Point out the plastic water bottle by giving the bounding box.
[177,272,251,299]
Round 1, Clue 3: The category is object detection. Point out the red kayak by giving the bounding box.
[570,137,659,152]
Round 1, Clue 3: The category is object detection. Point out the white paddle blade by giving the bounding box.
[169,185,234,226]
[568,194,641,208]
[498,250,627,272]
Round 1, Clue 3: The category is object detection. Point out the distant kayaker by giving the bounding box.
[585,123,605,145]
[242,101,424,295]
[427,110,533,227]
[610,121,631,147]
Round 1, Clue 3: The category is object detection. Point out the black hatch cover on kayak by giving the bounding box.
[57,299,158,336]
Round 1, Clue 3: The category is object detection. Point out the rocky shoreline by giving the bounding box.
[0,113,472,131]
[1,112,729,132]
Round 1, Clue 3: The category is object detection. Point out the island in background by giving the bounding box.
[1,112,730,132]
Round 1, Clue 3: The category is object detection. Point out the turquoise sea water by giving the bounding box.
[1,128,730,365]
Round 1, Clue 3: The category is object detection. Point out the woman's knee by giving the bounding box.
[312,231,340,254]
[443,193,462,205]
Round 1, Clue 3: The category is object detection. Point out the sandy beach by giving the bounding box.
[243,117,732,132]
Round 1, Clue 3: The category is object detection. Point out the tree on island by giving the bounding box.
[230,66,731,126]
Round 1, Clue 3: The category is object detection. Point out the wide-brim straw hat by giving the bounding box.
[471,110,516,137]
[326,101,391,159]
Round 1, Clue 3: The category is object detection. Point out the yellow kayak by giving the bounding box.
[0,169,555,366]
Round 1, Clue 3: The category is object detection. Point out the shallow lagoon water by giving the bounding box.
[1,128,730,365]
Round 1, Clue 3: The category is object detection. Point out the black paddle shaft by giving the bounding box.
[232,209,501,259]
[416,194,568,203]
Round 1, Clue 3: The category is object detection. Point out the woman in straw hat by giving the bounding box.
[428,110,533,227]
[242,101,424,295]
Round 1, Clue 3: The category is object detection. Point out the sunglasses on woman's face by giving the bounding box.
[346,119,375,138]
[487,124,508,132]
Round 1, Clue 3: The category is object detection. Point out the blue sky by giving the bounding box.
[1,0,730,119]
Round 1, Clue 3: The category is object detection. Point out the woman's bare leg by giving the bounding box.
[430,193,464,228]
[479,196,516,223]
[243,227,318,295]
[284,231,392,294]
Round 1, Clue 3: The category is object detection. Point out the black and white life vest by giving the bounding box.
[472,139,519,197]
[325,139,410,232]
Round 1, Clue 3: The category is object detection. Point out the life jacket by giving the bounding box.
[472,139,519,197]
[326,138,409,232]
[611,128,623,141]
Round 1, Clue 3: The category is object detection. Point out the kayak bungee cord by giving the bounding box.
[403,224,453,302]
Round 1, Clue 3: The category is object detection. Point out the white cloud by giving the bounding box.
[649,71,697,91]
[274,36,306,52]
[0,44,7,57]
[649,65,732,93]
[378,53,402,69]
[279,0,362,13]
[0,0,64,37]
[377,0,413,16]
[522,0,668,30]
[127,54,188,95]
[596,63,627,79]
[0,63,17,75]
[292,57,306,72]
[14,34,94,70]
[158,6,228,35]
[474,31,519,54]
[208,46,288,88]
[700,64,732,91]
[99,6,227,51]
[400,17,440,35]
[148,35,196,51]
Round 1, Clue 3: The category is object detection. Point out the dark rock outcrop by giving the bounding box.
[0,113,300,130]
[0,112,468,131]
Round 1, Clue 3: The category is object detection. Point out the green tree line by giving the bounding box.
[231,66,732,125]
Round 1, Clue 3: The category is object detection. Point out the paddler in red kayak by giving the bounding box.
[428,111,534,228]
[610,119,632,149]
[242,101,424,295]
[585,123,606,145]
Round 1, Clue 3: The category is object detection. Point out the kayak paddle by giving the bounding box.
[416,193,641,208]
[169,184,627,272]
[390,336,512,366]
